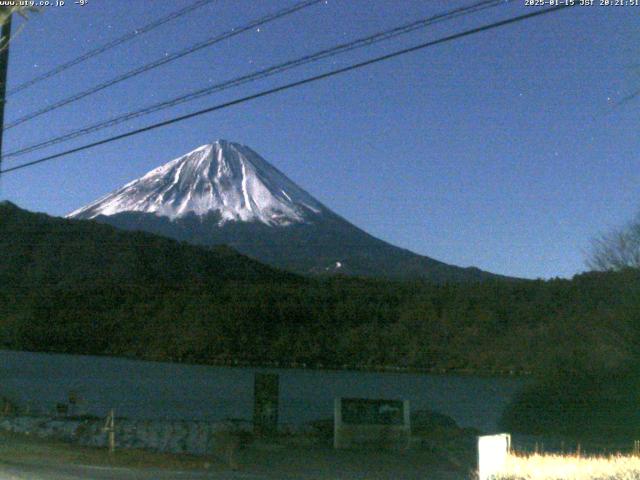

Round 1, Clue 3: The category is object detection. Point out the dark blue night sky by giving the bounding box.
[1,0,638,279]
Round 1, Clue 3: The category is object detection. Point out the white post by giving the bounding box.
[103,408,115,454]
[477,433,511,480]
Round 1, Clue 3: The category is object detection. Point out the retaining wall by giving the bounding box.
[0,415,253,456]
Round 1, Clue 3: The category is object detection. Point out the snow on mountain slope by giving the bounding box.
[68,139,509,282]
[69,140,324,226]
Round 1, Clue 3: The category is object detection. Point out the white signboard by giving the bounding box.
[333,398,410,449]
[478,433,511,480]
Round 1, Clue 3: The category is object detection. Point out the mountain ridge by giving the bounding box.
[69,140,509,282]
[3,201,639,378]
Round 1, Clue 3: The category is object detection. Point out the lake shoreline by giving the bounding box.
[1,347,532,379]
[0,349,527,432]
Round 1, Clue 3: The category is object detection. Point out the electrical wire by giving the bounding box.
[3,0,324,130]
[6,0,218,97]
[2,0,513,161]
[0,5,574,176]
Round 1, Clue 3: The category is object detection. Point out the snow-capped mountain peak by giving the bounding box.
[66,140,505,282]
[68,140,324,226]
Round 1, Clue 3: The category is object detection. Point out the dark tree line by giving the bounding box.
[2,201,640,378]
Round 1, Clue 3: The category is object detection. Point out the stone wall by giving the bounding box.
[0,415,252,456]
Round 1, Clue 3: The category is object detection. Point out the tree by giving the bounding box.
[588,215,640,271]
[0,5,37,38]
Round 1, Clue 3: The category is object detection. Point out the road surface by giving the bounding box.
[0,459,269,480]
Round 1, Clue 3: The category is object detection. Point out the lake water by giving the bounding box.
[0,350,526,433]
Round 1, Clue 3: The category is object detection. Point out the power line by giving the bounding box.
[0,5,573,176]
[6,0,218,97]
[3,0,323,130]
[2,0,512,161]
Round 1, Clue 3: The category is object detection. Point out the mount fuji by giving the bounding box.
[69,140,502,282]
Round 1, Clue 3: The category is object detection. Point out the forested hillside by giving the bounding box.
[1,202,639,375]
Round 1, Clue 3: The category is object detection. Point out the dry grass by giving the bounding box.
[494,452,640,480]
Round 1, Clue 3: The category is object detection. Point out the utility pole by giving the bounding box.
[0,11,12,174]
